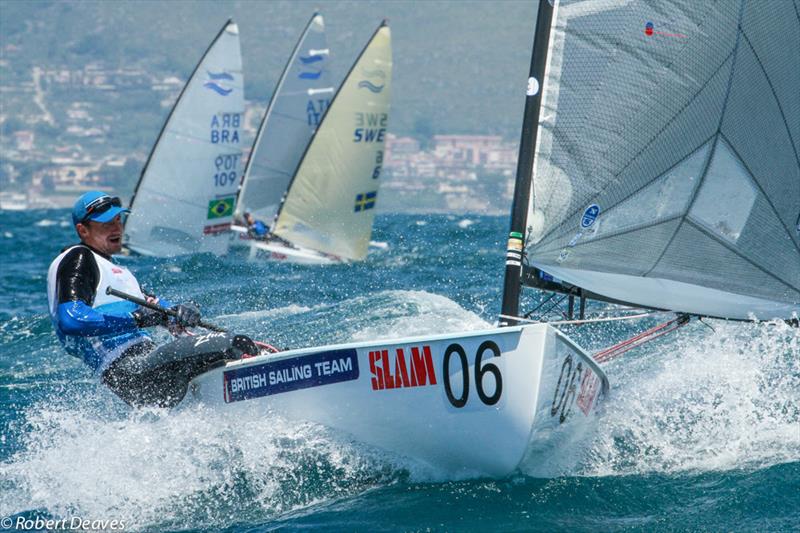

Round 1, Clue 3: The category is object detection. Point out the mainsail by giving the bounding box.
[505,0,799,321]
[235,12,334,226]
[271,21,392,261]
[124,20,244,257]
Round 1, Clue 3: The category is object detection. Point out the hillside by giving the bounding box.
[1,0,537,139]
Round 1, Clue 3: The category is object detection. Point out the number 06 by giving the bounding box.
[443,341,503,408]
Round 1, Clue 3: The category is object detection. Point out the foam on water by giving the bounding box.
[33,219,59,227]
[0,392,433,529]
[457,219,474,229]
[216,304,315,321]
[580,319,800,476]
[347,290,490,341]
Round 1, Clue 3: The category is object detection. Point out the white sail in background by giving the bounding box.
[525,0,799,320]
[124,20,244,257]
[272,22,392,261]
[235,13,334,226]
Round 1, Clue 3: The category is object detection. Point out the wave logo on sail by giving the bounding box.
[298,49,329,80]
[358,68,386,93]
[203,70,235,96]
[354,191,377,212]
[358,80,384,93]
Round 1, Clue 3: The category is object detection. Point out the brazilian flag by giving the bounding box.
[207,196,235,219]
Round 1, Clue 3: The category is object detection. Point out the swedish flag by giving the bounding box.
[207,196,235,219]
[354,191,377,212]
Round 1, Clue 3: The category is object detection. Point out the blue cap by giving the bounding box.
[72,191,129,225]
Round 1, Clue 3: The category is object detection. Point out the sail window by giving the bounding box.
[591,142,709,237]
[689,138,757,244]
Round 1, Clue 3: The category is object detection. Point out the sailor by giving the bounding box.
[47,191,258,408]
[244,211,268,239]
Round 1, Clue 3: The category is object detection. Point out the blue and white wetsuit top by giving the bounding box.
[47,245,152,373]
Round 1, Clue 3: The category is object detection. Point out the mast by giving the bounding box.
[500,0,555,326]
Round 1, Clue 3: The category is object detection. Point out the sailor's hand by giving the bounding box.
[170,304,201,328]
[132,306,169,328]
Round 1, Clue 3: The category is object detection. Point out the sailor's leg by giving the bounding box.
[103,333,258,408]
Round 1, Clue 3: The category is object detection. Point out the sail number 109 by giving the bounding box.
[443,340,502,408]
[213,154,240,187]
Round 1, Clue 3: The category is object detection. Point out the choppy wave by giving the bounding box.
[581,320,800,476]
[0,398,418,529]
[1,211,797,531]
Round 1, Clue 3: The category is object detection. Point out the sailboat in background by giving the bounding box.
[173,0,796,477]
[231,12,335,253]
[241,20,392,264]
[123,20,244,257]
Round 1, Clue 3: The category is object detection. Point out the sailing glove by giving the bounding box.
[132,306,169,328]
[170,304,201,327]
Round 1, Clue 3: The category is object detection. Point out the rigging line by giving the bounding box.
[498,310,663,326]
[537,293,569,321]
[593,314,691,363]
[698,317,716,332]
[523,292,557,319]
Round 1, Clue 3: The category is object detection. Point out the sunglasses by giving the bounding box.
[81,196,122,223]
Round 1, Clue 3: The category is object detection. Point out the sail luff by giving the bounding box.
[500,0,557,326]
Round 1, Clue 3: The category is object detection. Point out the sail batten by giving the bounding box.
[521,0,799,320]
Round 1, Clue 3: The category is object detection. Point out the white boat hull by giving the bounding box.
[182,323,608,477]
[248,240,342,264]
[229,228,344,265]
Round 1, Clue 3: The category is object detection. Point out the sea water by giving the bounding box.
[0,210,798,532]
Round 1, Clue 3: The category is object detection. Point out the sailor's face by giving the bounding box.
[77,215,123,255]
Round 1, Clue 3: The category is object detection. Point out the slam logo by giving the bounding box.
[203,70,235,96]
[298,48,329,80]
[369,345,437,391]
[358,68,385,93]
